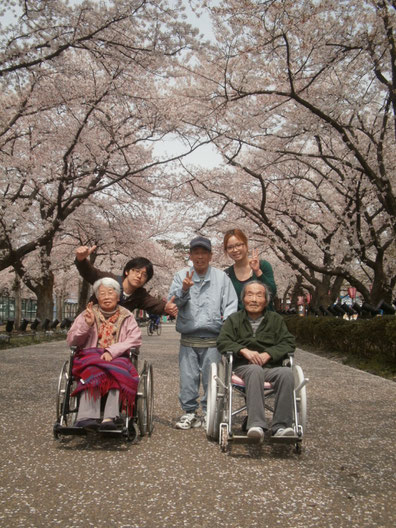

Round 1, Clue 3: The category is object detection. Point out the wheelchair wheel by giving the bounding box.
[55,359,77,426]
[293,364,307,432]
[219,422,229,453]
[156,323,161,336]
[206,362,225,440]
[123,421,138,443]
[137,361,154,436]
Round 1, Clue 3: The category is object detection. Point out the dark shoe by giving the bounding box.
[75,418,100,431]
[99,419,118,431]
[114,416,125,427]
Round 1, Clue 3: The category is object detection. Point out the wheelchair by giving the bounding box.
[206,351,308,453]
[53,347,154,442]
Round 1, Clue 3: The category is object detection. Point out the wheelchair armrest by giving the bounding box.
[129,347,140,360]
[67,346,78,376]
[281,351,295,367]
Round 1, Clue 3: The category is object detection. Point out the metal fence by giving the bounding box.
[0,297,78,322]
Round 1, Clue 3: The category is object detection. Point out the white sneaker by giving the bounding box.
[247,426,265,442]
[273,427,295,437]
[201,413,207,429]
[175,413,201,430]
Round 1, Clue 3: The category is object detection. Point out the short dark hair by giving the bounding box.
[123,257,153,283]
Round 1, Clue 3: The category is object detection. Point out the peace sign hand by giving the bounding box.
[248,248,261,275]
[84,302,95,327]
[182,270,194,291]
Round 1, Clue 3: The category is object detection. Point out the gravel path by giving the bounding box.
[0,324,395,528]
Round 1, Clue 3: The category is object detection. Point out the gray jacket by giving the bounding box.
[168,266,238,338]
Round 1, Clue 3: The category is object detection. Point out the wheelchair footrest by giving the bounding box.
[228,432,303,445]
[269,435,302,444]
[54,422,134,439]
[229,434,262,444]
[53,424,87,436]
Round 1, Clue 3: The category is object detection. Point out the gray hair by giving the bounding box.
[92,277,121,298]
[241,281,271,306]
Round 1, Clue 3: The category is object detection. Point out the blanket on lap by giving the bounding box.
[71,347,139,415]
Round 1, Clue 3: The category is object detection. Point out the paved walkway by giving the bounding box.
[0,324,395,528]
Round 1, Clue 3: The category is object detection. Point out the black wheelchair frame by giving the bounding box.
[53,346,154,442]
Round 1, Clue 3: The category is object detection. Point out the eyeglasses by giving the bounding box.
[130,268,148,279]
[226,242,245,252]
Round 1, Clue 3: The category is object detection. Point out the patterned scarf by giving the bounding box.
[92,305,123,349]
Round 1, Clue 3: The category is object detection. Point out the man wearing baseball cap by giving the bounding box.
[168,236,238,429]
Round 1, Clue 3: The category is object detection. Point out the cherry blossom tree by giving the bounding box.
[177,0,396,305]
[0,0,207,318]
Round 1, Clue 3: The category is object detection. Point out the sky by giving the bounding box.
[154,1,222,168]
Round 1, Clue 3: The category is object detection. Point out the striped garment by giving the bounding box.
[71,347,139,415]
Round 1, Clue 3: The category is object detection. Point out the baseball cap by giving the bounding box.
[189,236,212,252]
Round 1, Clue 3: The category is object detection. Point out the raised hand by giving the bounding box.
[248,248,261,275]
[164,295,178,317]
[182,270,194,291]
[76,245,97,262]
[84,301,95,327]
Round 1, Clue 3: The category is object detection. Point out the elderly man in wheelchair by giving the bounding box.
[210,281,307,452]
[54,277,154,441]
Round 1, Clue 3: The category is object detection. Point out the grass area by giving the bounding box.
[0,331,67,350]
[299,342,396,381]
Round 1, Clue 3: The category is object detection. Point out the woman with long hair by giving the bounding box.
[223,228,277,310]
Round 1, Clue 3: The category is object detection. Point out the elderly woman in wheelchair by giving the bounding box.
[65,277,142,432]
[211,281,307,452]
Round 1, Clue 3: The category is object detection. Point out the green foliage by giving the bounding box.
[0,331,66,350]
[284,315,396,378]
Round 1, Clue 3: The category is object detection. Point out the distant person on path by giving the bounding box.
[168,236,238,430]
[217,281,295,442]
[223,228,277,310]
[75,245,178,317]
[67,277,142,431]
[148,313,161,333]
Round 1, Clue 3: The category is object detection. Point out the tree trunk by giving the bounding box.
[329,276,344,304]
[311,277,331,308]
[12,274,22,329]
[35,273,55,321]
[370,256,393,305]
[78,278,91,315]
[56,291,63,321]
[290,276,304,307]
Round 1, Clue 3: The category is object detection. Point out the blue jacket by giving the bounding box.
[168,266,238,338]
